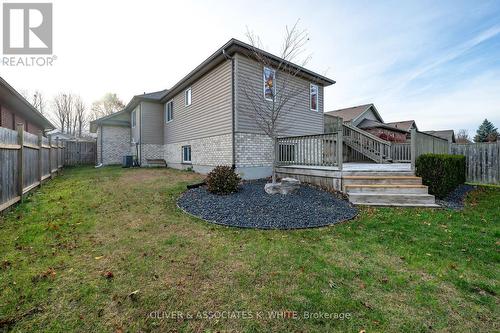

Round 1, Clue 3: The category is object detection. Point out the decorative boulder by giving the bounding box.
[264,178,300,195]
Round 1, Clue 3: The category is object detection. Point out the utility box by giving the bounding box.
[122,155,134,168]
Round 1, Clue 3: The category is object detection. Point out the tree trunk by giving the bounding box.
[271,137,277,184]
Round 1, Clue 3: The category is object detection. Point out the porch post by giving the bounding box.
[410,128,416,172]
[337,129,343,170]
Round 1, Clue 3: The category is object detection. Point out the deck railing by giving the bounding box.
[391,143,411,162]
[342,124,392,163]
[276,132,342,169]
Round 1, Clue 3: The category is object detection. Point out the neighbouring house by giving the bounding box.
[325,104,409,143]
[90,38,335,179]
[386,120,418,132]
[423,130,456,143]
[0,76,54,135]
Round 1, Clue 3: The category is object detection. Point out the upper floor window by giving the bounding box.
[263,67,276,101]
[310,84,319,111]
[131,110,136,127]
[165,100,173,122]
[185,87,192,106]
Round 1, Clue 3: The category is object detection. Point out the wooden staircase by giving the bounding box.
[343,124,392,163]
[343,171,439,207]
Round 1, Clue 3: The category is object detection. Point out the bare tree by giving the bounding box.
[53,93,74,134]
[241,21,312,184]
[19,89,46,114]
[90,93,125,121]
[73,96,87,137]
[456,129,470,144]
[32,91,46,114]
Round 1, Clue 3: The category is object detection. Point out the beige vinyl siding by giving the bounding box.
[234,53,324,136]
[140,101,163,144]
[131,105,140,143]
[164,60,233,144]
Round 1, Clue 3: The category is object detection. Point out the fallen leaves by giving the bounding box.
[32,268,56,283]
[102,271,114,279]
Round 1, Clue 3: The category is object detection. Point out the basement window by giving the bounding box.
[182,145,192,163]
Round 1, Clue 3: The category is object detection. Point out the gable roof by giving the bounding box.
[423,130,455,143]
[324,104,384,124]
[358,119,408,133]
[91,38,336,132]
[89,89,168,132]
[0,76,55,130]
[158,38,335,104]
[386,120,417,132]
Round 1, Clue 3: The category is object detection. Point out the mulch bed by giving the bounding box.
[436,184,476,210]
[177,180,358,230]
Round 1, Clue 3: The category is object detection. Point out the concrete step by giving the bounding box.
[345,184,428,194]
[343,176,422,186]
[348,193,436,206]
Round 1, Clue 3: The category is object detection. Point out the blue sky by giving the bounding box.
[2,0,499,136]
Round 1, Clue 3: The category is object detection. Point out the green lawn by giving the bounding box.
[0,167,498,332]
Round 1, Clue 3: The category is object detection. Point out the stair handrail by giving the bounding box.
[343,123,391,145]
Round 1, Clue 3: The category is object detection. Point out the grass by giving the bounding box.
[0,166,498,332]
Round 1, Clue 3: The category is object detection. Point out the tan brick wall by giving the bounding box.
[235,132,273,167]
[98,125,131,165]
[164,134,233,173]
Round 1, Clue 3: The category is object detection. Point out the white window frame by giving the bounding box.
[184,87,192,106]
[131,109,136,128]
[165,99,173,123]
[182,145,192,163]
[263,67,276,101]
[310,83,319,112]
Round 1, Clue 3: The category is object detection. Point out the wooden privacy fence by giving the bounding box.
[1,125,63,212]
[63,140,96,166]
[451,141,500,184]
[410,129,450,170]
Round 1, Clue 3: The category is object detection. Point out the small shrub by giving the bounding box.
[206,165,241,195]
[415,154,466,198]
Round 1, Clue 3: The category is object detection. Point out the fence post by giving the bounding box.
[410,128,416,172]
[337,130,343,170]
[56,137,60,173]
[49,136,53,178]
[17,124,24,202]
[38,131,43,186]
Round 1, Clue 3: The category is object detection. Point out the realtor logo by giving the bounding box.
[3,3,53,54]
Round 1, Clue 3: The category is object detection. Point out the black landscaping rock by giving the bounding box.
[436,184,476,210]
[177,180,358,230]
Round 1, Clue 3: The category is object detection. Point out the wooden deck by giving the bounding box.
[279,163,412,172]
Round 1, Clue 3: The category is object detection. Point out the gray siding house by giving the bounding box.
[90,39,335,179]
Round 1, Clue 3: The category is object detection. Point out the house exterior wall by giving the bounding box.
[0,104,42,135]
[232,53,326,178]
[141,101,163,144]
[131,105,140,144]
[97,125,131,165]
[234,53,324,136]
[164,59,232,144]
[163,133,233,174]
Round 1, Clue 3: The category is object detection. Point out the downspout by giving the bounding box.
[139,103,142,166]
[223,49,236,170]
[99,124,103,166]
